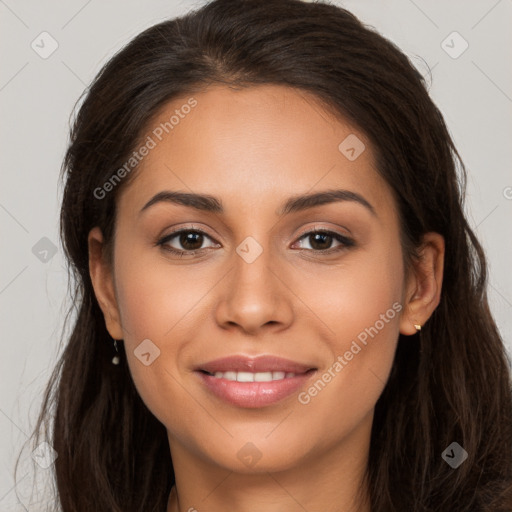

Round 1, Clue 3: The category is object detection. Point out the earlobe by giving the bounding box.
[88,227,124,340]
[399,232,445,336]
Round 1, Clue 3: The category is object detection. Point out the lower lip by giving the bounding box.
[197,370,316,408]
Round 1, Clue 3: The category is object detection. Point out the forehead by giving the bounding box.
[117,84,395,221]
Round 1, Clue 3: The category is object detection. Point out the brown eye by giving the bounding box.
[177,231,204,251]
[294,229,354,253]
[308,232,333,251]
[157,229,219,256]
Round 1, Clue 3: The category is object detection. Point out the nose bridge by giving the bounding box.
[232,232,277,303]
[214,231,293,333]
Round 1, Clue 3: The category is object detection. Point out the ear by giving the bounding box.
[399,232,445,336]
[88,226,124,340]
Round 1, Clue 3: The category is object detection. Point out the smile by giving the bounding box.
[207,370,298,382]
[195,355,317,408]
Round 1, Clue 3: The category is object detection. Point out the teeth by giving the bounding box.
[210,370,297,382]
[237,371,254,382]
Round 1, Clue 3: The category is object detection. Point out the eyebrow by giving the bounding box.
[139,188,376,217]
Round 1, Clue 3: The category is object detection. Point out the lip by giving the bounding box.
[197,355,315,374]
[196,355,317,408]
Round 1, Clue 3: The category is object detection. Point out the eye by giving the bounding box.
[293,228,355,253]
[156,226,355,258]
[157,228,220,257]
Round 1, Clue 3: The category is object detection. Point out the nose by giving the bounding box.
[214,238,294,336]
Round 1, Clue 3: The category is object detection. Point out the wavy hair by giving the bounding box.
[18,0,512,510]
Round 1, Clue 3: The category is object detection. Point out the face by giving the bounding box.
[91,84,419,476]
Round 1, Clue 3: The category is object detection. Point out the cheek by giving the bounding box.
[113,264,203,431]
[295,233,404,350]
[293,240,403,438]
[113,241,213,343]
[111,242,214,424]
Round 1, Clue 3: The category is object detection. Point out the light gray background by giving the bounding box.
[1,0,511,509]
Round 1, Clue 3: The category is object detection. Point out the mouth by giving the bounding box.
[199,369,309,382]
[195,355,317,408]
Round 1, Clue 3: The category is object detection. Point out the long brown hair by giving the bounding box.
[18,0,512,510]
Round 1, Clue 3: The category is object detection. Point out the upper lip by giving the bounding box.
[197,355,316,374]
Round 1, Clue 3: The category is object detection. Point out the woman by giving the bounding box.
[22,0,512,510]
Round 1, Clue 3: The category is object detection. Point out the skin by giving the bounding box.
[88,84,444,512]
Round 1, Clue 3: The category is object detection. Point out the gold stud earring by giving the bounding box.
[413,324,422,332]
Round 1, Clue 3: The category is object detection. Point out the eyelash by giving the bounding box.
[156,226,355,258]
